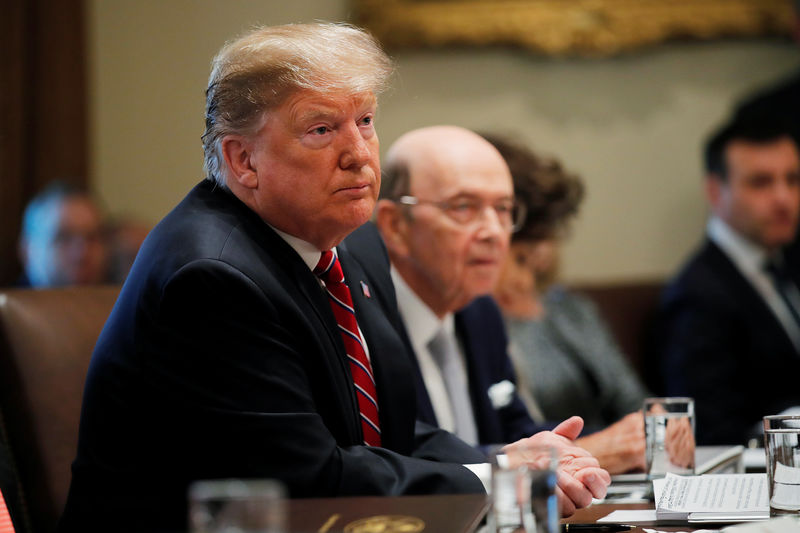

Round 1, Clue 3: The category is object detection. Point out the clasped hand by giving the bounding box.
[502,416,611,517]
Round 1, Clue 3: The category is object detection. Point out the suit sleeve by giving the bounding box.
[151,259,485,497]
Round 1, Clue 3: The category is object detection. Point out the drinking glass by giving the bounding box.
[189,478,286,533]
[764,415,800,517]
[488,444,558,533]
[643,397,695,477]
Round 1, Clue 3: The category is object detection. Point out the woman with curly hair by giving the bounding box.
[484,133,650,474]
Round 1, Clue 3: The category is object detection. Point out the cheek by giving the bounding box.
[415,230,463,277]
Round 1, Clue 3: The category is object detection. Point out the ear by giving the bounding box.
[375,199,410,259]
[705,174,724,212]
[221,135,258,189]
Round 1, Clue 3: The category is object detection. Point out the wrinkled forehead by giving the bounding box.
[409,140,513,198]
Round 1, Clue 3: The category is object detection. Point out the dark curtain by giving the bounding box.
[0,0,88,286]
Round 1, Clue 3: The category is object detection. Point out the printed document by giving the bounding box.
[653,473,769,522]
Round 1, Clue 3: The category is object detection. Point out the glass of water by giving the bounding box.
[188,478,286,533]
[643,397,695,478]
[488,444,558,533]
[764,415,800,517]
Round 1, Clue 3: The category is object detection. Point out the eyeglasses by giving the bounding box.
[396,195,527,233]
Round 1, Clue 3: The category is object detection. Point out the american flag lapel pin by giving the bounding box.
[360,280,371,298]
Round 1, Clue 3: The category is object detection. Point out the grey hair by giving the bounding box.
[202,22,394,187]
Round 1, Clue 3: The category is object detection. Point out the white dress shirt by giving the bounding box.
[391,268,480,445]
[707,216,800,351]
[391,268,461,433]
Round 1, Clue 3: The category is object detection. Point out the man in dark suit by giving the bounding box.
[372,127,611,515]
[59,25,608,531]
[657,118,800,445]
[374,126,538,448]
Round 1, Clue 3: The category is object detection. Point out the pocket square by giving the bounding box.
[487,380,516,409]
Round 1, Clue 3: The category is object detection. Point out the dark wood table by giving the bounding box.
[287,495,734,532]
[287,493,489,532]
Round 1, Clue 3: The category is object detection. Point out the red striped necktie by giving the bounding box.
[0,489,14,533]
[314,250,382,447]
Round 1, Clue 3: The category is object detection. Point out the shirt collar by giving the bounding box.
[391,267,455,348]
[270,225,331,272]
[707,215,771,275]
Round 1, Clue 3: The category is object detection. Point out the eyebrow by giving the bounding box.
[296,108,337,125]
[444,192,514,201]
[294,95,377,126]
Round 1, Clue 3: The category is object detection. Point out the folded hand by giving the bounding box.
[502,416,610,517]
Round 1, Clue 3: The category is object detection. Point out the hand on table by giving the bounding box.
[665,415,695,469]
[502,416,611,517]
[575,411,646,475]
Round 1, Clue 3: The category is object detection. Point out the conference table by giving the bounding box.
[286,495,716,533]
[284,445,754,532]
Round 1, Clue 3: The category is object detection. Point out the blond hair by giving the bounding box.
[202,22,393,186]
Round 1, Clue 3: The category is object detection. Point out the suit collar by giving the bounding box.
[703,240,800,351]
[707,216,772,275]
[270,225,327,272]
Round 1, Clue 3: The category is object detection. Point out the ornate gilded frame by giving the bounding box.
[354,0,795,56]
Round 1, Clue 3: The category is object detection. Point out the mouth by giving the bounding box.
[469,258,499,267]
[340,183,369,191]
[335,182,373,199]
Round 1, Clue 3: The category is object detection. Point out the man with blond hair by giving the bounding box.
[60,24,608,530]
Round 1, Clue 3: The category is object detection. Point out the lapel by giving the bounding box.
[338,241,417,452]
[254,225,363,444]
[705,240,799,355]
[454,305,502,444]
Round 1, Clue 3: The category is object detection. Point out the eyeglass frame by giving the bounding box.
[395,194,527,233]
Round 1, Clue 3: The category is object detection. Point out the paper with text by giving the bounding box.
[653,473,769,522]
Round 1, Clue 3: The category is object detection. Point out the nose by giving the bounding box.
[474,205,508,242]
[338,124,372,170]
[774,177,800,207]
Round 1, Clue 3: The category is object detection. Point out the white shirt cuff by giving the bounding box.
[464,463,491,493]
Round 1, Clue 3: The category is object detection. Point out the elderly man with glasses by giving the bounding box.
[361,126,608,516]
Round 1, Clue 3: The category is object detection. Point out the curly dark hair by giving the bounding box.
[481,133,584,242]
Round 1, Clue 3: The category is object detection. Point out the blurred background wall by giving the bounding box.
[71,1,800,283]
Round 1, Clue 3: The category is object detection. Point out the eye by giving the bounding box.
[748,175,772,189]
[360,116,373,126]
[311,126,330,135]
[494,200,514,214]
[446,199,480,223]
[452,200,477,213]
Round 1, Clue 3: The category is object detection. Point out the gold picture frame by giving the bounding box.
[354,0,795,56]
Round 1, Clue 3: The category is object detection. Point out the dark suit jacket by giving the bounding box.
[345,226,537,447]
[656,239,800,445]
[59,181,485,532]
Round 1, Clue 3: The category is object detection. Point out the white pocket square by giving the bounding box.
[487,380,516,409]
